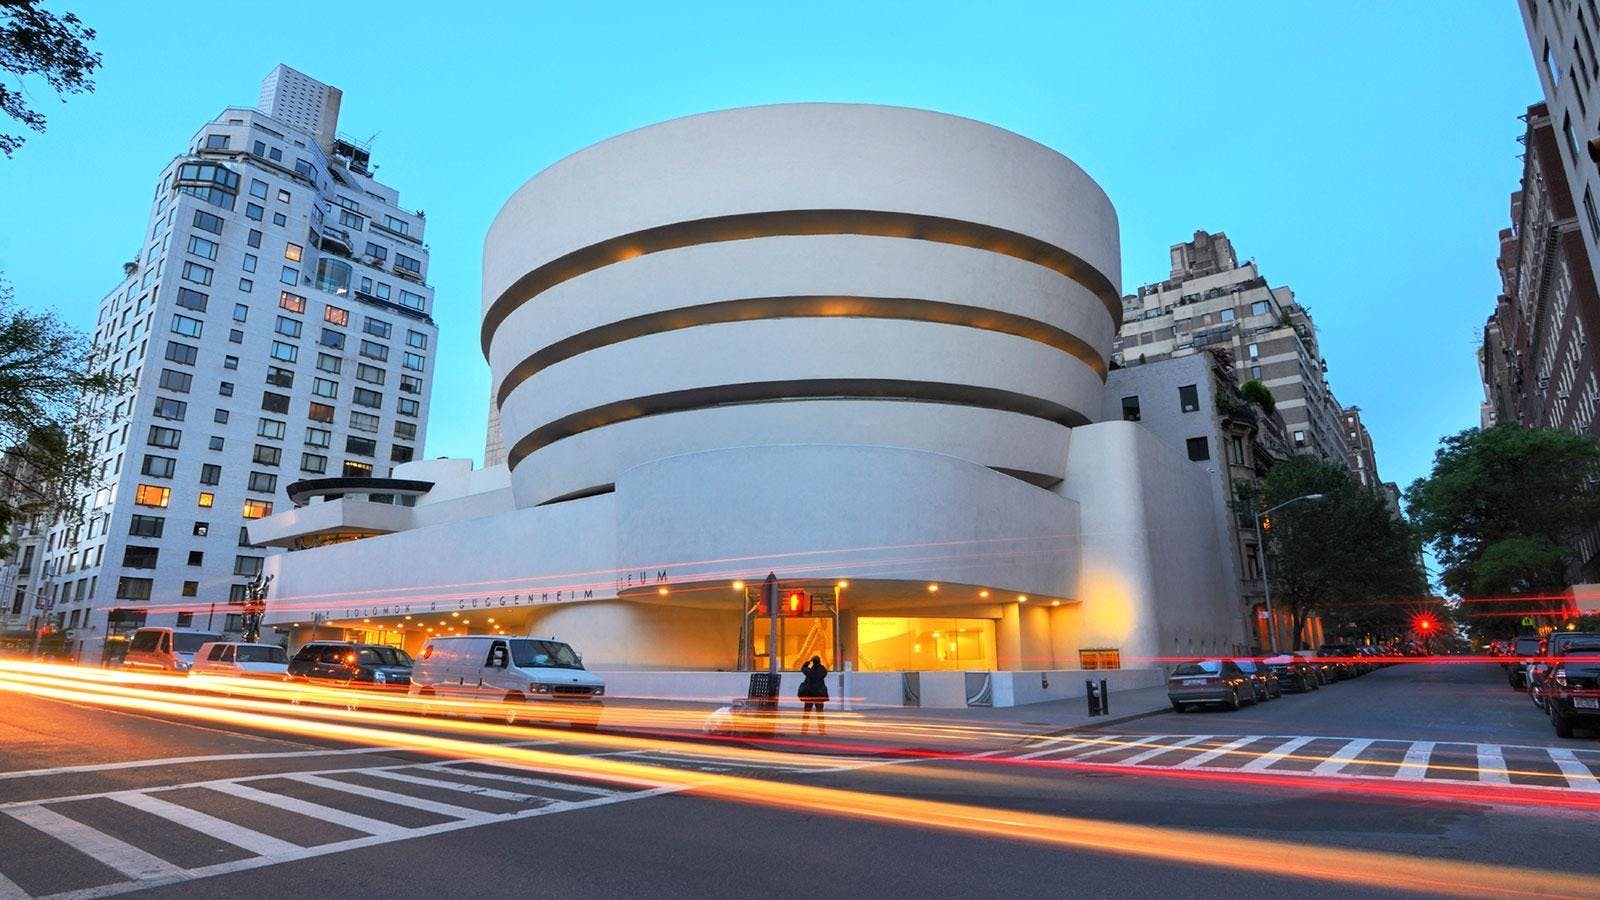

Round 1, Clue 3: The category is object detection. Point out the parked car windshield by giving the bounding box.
[236,645,287,663]
[356,646,412,667]
[1172,662,1219,676]
[173,633,221,654]
[511,639,584,669]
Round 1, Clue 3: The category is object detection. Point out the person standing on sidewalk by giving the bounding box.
[798,655,829,735]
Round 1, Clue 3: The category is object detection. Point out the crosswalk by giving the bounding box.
[0,758,664,899]
[0,743,888,899]
[1007,732,1600,794]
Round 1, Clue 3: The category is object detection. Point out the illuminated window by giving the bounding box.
[134,484,171,508]
[242,499,273,519]
[284,242,303,262]
[198,492,214,508]
[279,291,306,314]
[324,305,349,326]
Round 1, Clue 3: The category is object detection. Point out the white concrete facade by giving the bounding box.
[258,104,1243,705]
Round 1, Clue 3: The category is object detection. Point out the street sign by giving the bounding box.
[1521,616,1536,627]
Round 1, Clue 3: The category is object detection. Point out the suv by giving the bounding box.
[1232,658,1281,701]
[285,642,413,705]
[122,627,223,673]
[409,635,604,728]
[1264,654,1320,692]
[1546,642,1600,737]
[1528,632,1600,709]
[1507,635,1544,689]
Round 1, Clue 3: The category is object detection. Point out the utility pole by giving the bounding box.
[763,572,778,675]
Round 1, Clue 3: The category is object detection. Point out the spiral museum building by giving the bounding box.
[255,104,1243,706]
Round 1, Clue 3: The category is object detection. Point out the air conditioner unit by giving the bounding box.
[1539,376,1551,391]
[1558,390,1571,400]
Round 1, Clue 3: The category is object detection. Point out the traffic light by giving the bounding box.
[783,590,810,616]
[1261,514,1271,531]
[1414,615,1436,634]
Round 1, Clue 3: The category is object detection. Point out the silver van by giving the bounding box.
[409,635,604,727]
[122,627,223,673]
[190,642,290,679]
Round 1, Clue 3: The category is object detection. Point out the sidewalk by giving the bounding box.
[601,683,1175,756]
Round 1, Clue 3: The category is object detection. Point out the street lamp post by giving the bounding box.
[1253,493,1324,655]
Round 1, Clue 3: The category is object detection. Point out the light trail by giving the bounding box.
[0,665,1595,897]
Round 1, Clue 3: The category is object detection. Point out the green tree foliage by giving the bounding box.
[1248,457,1426,649]
[0,1,101,157]
[1238,379,1276,416]
[1405,424,1600,638]
[0,276,119,549]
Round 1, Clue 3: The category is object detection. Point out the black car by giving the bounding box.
[1546,643,1600,738]
[1317,644,1361,679]
[285,641,413,704]
[1263,654,1320,692]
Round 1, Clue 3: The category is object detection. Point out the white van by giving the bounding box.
[190,642,290,679]
[122,627,223,673]
[409,635,604,727]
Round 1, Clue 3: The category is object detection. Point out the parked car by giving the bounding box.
[190,641,289,682]
[1232,658,1282,701]
[1263,654,1320,692]
[1318,645,1361,679]
[1168,660,1255,711]
[409,635,604,727]
[1528,632,1600,709]
[1546,642,1600,738]
[1507,635,1544,689]
[285,641,413,708]
[122,627,223,674]
[1291,649,1337,684]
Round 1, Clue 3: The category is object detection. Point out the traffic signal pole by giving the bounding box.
[764,573,778,676]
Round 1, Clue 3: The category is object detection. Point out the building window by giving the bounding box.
[234,554,265,575]
[241,500,272,520]
[247,229,263,248]
[357,364,385,385]
[272,212,287,227]
[176,287,209,312]
[180,262,213,287]
[394,421,416,441]
[1250,366,1262,380]
[128,514,164,538]
[181,582,198,598]
[219,381,234,397]
[1178,384,1199,413]
[363,317,392,339]
[401,352,424,372]
[158,369,192,393]
[186,235,218,261]
[248,471,277,493]
[319,328,346,350]
[1120,396,1140,422]
[1247,343,1259,359]
[153,397,187,421]
[266,366,294,388]
[1185,437,1209,462]
[325,305,349,326]
[261,391,290,414]
[116,577,153,601]
[1228,436,1245,465]
[308,402,334,423]
[301,452,327,474]
[1293,430,1306,447]
[352,387,382,408]
[170,315,203,339]
[194,521,209,536]
[147,426,181,449]
[134,484,171,507]
[1079,648,1121,670]
[405,330,428,350]
[364,242,387,262]
[270,341,298,363]
[257,418,285,439]
[205,133,229,150]
[275,316,303,338]
[122,546,159,569]
[384,216,411,236]
[391,444,413,463]
[208,436,225,451]
[249,178,268,200]
[343,460,373,477]
[253,445,282,466]
[233,303,248,323]
[315,258,352,296]
[306,427,331,447]
[399,375,422,394]
[165,341,198,366]
[284,242,302,262]
[192,210,224,235]
[346,436,377,457]
[397,398,419,417]
[349,412,380,434]
[141,454,176,478]
[312,377,338,399]
[280,266,299,287]
[200,463,221,485]
[398,290,425,311]
[359,340,388,361]
[198,491,214,508]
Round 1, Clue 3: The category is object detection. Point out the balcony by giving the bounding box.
[317,227,354,257]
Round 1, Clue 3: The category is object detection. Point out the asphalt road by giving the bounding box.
[0,661,1596,899]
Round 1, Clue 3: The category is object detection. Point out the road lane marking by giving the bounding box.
[0,869,26,900]
[1015,735,1126,761]
[1395,741,1435,781]
[1239,736,1316,772]
[422,762,626,797]
[282,774,486,820]
[1476,744,1512,786]
[0,746,413,781]
[1119,735,1211,766]
[5,804,184,882]
[359,768,553,803]
[110,792,300,857]
[1174,736,1261,769]
[1546,749,1600,792]
[1311,739,1374,776]
[215,781,410,837]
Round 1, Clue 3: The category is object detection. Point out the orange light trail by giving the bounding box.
[0,663,1594,897]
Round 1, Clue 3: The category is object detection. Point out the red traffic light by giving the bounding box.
[1415,616,1435,632]
[783,591,809,616]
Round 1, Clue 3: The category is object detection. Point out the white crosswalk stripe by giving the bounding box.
[1547,748,1600,792]
[5,804,185,882]
[1395,741,1435,780]
[1174,736,1262,769]
[1120,735,1213,765]
[1240,736,1316,772]
[1311,738,1374,776]
[1476,744,1512,786]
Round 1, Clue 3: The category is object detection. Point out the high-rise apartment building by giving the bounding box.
[1480,100,1600,582]
[1113,231,1353,468]
[0,66,437,661]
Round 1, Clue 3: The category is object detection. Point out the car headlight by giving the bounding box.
[593,686,604,696]
[530,682,552,694]
[174,660,190,671]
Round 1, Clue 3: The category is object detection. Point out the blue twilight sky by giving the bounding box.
[0,1,1539,498]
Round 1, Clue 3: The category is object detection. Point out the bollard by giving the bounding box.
[1085,679,1101,716]
[1100,679,1109,716]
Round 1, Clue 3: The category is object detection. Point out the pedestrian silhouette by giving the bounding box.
[798,655,829,735]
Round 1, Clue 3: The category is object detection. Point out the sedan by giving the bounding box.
[1233,658,1282,701]
[1168,660,1255,712]
[1263,654,1320,692]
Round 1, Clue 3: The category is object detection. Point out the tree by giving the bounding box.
[1247,457,1426,649]
[0,275,118,550]
[0,1,101,157]
[1405,424,1600,639]
[1238,379,1276,416]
